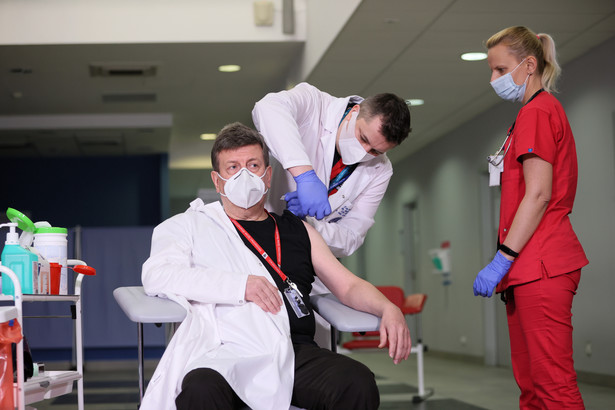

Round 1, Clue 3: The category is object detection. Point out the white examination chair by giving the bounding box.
[113,286,383,408]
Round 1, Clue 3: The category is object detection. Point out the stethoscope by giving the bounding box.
[487,88,544,167]
[487,123,515,167]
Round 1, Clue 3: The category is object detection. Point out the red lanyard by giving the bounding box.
[229,211,288,282]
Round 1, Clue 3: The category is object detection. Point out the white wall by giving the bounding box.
[0,0,306,44]
[347,36,615,377]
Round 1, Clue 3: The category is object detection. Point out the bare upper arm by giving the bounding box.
[521,154,552,202]
[303,221,357,298]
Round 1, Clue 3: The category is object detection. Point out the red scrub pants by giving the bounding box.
[505,269,584,409]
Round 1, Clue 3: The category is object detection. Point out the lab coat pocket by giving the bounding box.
[217,302,289,352]
[327,195,353,223]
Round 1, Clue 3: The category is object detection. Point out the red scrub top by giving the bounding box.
[496,91,588,292]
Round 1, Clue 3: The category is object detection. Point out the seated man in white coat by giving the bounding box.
[141,122,411,410]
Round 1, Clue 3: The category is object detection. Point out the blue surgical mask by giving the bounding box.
[490,59,529,102]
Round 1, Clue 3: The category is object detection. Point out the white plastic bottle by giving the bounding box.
[33,227,68,295]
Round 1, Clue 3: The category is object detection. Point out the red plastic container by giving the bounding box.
[49,262,61,295]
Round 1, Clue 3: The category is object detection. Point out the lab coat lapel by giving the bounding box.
[318,94,363,189]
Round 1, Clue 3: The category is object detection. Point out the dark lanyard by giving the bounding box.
[502,88,545,157]
[508,88,544,138]
[230,213,302,295]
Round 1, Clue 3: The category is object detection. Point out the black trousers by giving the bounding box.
[175,342,379,410]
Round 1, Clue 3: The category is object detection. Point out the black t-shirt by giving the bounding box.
[235,211,316,345]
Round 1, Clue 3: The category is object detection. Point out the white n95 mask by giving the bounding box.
[338,111,374,165]
[490,58,529,102]
[217,168,268,209]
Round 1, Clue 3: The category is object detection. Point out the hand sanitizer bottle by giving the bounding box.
[1,223,37,296]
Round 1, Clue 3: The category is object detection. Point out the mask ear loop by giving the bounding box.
[216,172,230,198]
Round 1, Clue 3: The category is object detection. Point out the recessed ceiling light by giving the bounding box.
[200,133,217,140]
[461,52,487,61]
[405,99,424,106]
[218,65,241,73]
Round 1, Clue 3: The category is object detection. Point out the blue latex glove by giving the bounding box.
[292,170,332,220]
[473,252,513,297]
[283,191,305,218]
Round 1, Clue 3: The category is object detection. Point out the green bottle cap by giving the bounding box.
[34,227,67,234]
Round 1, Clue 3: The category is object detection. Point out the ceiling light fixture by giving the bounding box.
[200,133,217,141]
[461,52,487,61]
[405,99,424,106]
[218,65,241,73]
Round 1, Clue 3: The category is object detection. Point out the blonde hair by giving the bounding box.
[486,26,561,93]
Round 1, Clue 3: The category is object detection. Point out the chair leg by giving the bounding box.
[330,325,337,353]
[138,322,144,404]
[410,314,434,403]
[416,342,425,397]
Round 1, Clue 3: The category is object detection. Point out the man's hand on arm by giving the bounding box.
[245,275,283,314]
[378,305,412,364]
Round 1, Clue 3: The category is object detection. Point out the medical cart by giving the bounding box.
[0,259,94,410]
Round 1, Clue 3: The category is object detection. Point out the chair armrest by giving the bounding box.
[113,286,187,324]
[311,293,380,333]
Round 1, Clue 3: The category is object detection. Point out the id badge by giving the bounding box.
[284,287,310,318]
[488,155,504,187]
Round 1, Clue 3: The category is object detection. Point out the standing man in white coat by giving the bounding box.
[252,82,411,258]
[141,122,411,410]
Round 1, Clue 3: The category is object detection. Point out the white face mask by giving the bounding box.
[490,58,529,102]
[217,168,268,209]
[338,110,374,165]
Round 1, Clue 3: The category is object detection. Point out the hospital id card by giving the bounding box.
[488,155,503,187]
[284,286,310,318]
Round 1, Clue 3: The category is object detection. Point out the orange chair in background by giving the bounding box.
[342,286,433,402]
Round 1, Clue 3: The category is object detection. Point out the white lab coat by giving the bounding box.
[253,82,393,258]
[140,199,294,410]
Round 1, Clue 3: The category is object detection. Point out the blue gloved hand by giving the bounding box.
[473,251,513,297]
[284,191,305,219]
[293,170,332,220]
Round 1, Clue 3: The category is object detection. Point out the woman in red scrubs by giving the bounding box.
[473,26,588,409]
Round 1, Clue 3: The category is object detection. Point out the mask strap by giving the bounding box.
[511,58,526,74]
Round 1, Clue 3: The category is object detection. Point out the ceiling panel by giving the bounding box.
[0,0,613,198]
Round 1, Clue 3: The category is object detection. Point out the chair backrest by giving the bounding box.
[375,286,405,308]
[402,293,427,315]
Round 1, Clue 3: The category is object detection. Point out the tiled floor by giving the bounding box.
[28,349,615,409]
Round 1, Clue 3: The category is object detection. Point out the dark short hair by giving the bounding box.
[211,122,269,172]
[358,93,411,146]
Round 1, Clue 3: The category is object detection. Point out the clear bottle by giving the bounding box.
[1,223,37,296]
